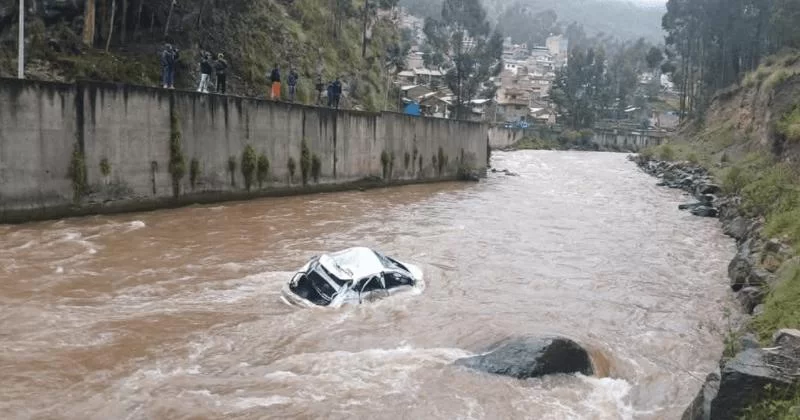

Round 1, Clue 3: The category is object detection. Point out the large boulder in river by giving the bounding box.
[454,336,593,379]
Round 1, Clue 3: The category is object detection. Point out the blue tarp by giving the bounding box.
[404,102,421,116]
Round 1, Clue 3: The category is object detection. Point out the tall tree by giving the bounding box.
[423,0,503,120]
[83,0,96,46]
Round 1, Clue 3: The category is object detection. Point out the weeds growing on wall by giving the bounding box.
[227,156,237,187]
[389,151,396,179]
[241,145,257,191]
[404,152,411,171]
[99,158,111,178]
[169,111,186,197]
[190,158,200,190]
[381,150,390,180]
[288,157,297,184]
[257,153,269,189]
[68,143,87,203]
[300,140,311,186]
[311,154,322,183]
[437,147,447,176]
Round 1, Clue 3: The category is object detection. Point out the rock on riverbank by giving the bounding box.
[631,154,800,419]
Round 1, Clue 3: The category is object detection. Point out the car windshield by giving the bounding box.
[372,250,398,269]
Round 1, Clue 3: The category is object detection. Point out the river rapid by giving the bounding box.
[0,151,736,420]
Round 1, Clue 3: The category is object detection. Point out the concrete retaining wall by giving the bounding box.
[0,78,488,223]
[591,129,665,150]
[488,127,524,149]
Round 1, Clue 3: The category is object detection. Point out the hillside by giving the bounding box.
[0,0,401,111]
[400,0,665,43]
[649,52,800,418]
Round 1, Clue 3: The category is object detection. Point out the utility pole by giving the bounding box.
[18,0,24,78]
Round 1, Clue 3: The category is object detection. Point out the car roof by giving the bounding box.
[317,247,396,281]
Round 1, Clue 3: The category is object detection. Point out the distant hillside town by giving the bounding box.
[394,8,679,133]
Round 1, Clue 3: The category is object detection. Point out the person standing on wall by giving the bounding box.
[160,44,178,89]
[332,76,342,109]
[315,73,325,106]
[287,68,299,102]
[215,53,228,94]
[270,65,282,100]
[197,52,213,93]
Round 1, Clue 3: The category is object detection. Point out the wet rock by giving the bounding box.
[739,334,762,351]
[698,194,717,204]
[682,371,720,420]
[679,202,703,210]
[765,239,783,254]
[691,206,718,218]
[697,183,721,195]
[723,216,749,241]
[710,348,795,419]
[736,287,765,314]
[454,336,593,379]
[772,329,800,349]
[728,240,755,291]
[458,169,481,182]
[753,304,765,316]
[503,169,519,177]
[746,267,774,288]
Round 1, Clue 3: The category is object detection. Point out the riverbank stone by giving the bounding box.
[454,336,594,379]
[682,371,720,420]
[691,206,719,218]
[710,348,796,419]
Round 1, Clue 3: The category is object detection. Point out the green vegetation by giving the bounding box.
[423,0,503,120]
[241,145,257,191]
[0,0,404,110]
[168,112,186,197]
[663,0,800,117]
[740,384,800,420]
[311,154,322,183]
[287,157,297,184]
[777,106,800,143]
[68,143,87,203]
[227,156,237,187]
[658,144,675,161]
[99,158,111,177]
[257,154,270,189]
[300,140,311,186]
[190,158,200,190]
[513,137,561,150]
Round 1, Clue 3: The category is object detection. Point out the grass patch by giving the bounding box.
[740,163,799,216]
[513,136,561,150]
[777,106,800,143]
[740,384,800,420]
[658,144,675,161]
[753,260,800,342]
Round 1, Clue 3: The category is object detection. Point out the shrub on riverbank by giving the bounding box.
[753,261,800,341]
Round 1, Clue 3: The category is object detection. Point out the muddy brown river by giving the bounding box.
[0,151,736,420]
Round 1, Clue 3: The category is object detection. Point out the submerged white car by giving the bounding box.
[281,247,424,307]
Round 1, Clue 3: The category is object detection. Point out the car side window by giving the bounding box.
[384,272,413,287]
[357,275,384,293]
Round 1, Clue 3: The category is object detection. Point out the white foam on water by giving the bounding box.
[230,396,292,410]
[578,375,636,419]
[127,221,146,230]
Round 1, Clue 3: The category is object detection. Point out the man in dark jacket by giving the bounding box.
[197,52,213,93]
[215,53,228,94]
[160,44,178,89]
[287,68,299,102]
[270,65,281,100]
[332,77,342,109]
